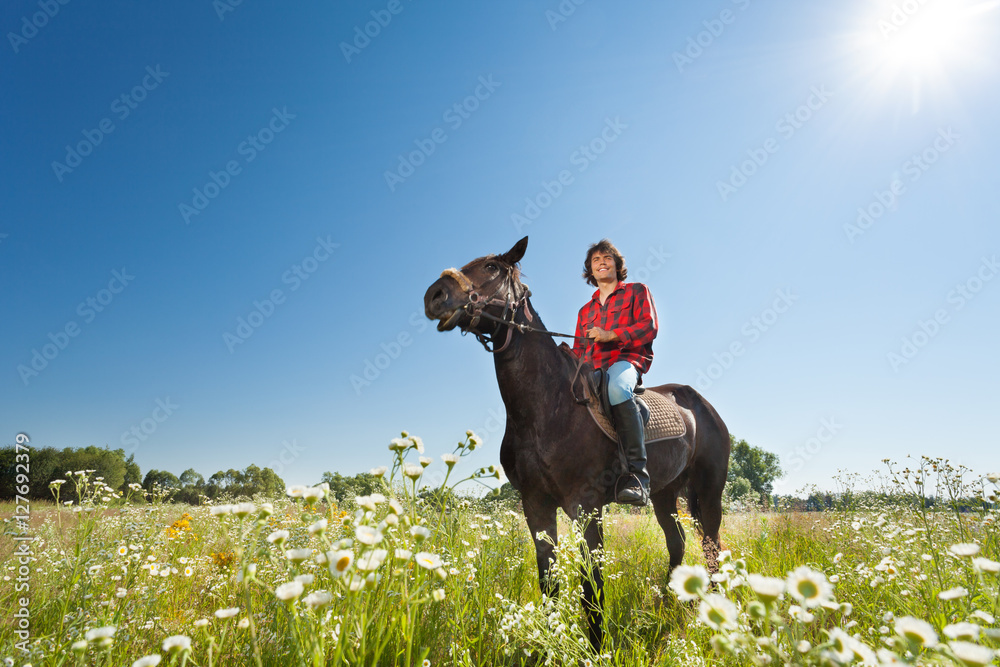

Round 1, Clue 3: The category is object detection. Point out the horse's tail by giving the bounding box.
[669,384,731,538]
[685,476,704,536]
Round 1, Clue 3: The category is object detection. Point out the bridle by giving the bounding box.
[439,264,587,354]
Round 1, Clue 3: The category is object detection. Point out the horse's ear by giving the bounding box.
[500,236,528,266]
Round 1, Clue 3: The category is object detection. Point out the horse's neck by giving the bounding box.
[492,302,571,428]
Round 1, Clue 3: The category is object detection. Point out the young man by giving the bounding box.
[573,239,658,506]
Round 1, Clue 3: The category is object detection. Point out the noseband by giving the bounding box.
[439,266,533,353]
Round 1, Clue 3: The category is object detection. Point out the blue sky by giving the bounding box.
[2,0,998,494]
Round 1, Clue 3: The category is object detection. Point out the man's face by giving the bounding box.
[590,251,616,282]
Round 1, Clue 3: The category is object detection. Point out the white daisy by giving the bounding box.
[131,656,162,667]
[232,502,256,518]
[668,565,709,602]
[84,626,116,648]
[698,593,738,631]
[973,557,1000,574]
[162,635,191,653]
[356,549,388,572]
[786,566,833,608]
[940,587,969,601]
[747,574,785,603]
[285,548,312,564]
[415,552,443,570]
[267,529,290,545]
[275,581,305,601]
[943,623,980,640]
[304,590,333,608]
[949,544,981,558]
[328,550,354,578]
[895,616,938,648]
[355,525,383,546]
[950,641,995,667]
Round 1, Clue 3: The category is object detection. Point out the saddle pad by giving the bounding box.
[588,389,687,444]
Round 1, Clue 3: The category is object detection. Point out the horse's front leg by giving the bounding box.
[579,507,605,651]
[523,492,560,598]
[566,503,605,652]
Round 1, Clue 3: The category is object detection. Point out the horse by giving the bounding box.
[423,236,731,649]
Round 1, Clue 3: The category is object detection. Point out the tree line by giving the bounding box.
[0,445,287,504]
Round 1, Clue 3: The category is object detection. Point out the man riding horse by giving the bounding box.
[573,239,658,507]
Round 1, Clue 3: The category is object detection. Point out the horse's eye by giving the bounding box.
[485,262,498,272]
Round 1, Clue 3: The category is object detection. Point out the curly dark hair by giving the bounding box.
[582,239,628,287]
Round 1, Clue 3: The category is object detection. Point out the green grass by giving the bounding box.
[1,448,998,666]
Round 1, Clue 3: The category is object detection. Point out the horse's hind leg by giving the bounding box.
[688,467,725,574]
[522,492,560,597]
[650,485,685,571]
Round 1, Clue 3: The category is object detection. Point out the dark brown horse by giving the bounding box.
[423,236,730,648]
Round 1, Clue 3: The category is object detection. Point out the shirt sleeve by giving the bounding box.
[614,284,658,348]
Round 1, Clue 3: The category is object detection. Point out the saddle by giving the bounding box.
[559,343,687,444]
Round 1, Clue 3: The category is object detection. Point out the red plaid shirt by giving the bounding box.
[573,281,658,374]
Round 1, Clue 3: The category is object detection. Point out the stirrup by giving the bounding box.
[615,474,649,507]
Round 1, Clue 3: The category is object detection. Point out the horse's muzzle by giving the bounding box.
[424,276,464,330]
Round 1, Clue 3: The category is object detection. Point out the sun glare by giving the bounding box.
[878,3,966,69]
[848,0,999,109]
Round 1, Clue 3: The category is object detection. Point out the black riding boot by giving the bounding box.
[611,397,649,506]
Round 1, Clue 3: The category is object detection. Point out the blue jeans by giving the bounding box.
[606,361,639,406]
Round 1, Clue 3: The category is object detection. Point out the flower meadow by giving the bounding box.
[2,437,998,666]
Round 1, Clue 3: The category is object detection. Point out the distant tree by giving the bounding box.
[320,471,380,502]
[204,465,284,500]
[487,482,521,505]
[179,468,205,488]
[143,469,181,492]
[729,435,783,506]
[0,444,136,501]
[123,454,142,489]
[725,476,752,503]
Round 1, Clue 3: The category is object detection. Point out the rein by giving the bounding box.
[439,266,590,354]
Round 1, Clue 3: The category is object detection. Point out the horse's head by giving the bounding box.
[424,236,530,349]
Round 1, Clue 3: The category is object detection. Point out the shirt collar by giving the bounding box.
[591,281,626,303]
